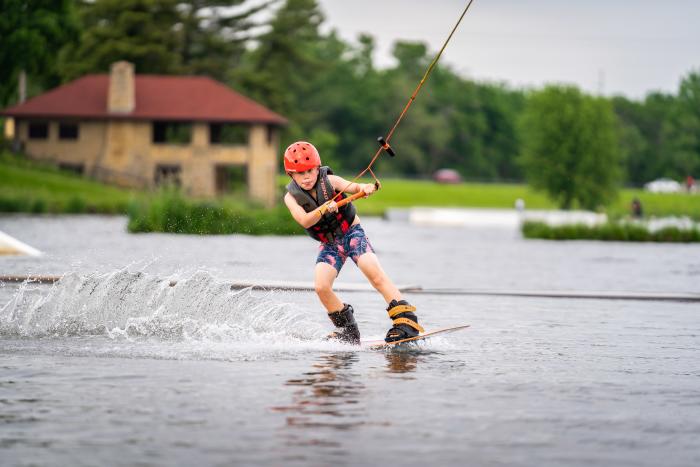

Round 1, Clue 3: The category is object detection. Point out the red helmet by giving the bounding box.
[284,141,321,173]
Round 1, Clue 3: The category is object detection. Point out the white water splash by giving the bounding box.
[0,269,325,343]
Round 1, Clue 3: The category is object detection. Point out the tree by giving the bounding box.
[303,32,385,172]
[58,0,183,80]
[664,70,700,179]
[391,41,429,81]
[519,85,622,210]
[0,0,79,106]
[237,0,326,127]
[58,0,267,81]
[177,0,272,81]
[612,92,675,185]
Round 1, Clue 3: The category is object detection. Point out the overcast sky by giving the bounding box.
[315,0,700,99]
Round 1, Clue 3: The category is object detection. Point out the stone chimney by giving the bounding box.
[108,61,135,113]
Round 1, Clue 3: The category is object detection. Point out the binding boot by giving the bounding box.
[326,303,361,345]
[385,299,424,343]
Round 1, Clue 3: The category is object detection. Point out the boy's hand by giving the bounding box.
[320,200,338,215]
[361,183,378,196]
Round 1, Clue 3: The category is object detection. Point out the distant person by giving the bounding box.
[282,141,421,345]
[686,175,695,193]
[514,198,525,213]
[631,198,643,219]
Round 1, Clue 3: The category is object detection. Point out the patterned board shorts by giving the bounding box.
[316,224,374,274]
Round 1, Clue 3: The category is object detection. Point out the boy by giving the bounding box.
[283,141,422,345]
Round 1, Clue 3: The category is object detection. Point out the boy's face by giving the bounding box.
[290,167,319,190]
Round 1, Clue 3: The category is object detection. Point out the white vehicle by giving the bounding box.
[644,178,682,193]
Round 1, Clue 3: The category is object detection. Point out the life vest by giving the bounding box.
[286,166,357,243]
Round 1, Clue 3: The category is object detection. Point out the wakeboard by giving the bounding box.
[361,324,470,350]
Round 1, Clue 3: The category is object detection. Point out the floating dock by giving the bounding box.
[1,275,698,303]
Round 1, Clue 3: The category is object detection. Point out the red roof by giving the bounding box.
[1,74,287,125]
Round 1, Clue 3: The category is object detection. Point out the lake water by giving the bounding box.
[1,215,699,466]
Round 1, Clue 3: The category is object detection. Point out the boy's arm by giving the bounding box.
[328,175,379,196]
[284,192,337,229]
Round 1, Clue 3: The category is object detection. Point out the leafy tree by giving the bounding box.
[0,0,79,105]
[612,92,675,185]
[475,83,525,180]
[519,85,622,210]
[374,43,523,180]
[303,32,386,173]
[391,41,429,81]
[664,70,700,178]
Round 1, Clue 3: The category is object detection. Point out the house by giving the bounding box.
[1,61,287,206]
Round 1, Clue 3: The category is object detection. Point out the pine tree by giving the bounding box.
[58,0,183,79]
[238,0,325,127]
[0,0,80,105]
[178,0,271,81]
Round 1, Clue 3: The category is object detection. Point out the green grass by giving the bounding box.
[293,176,700,220]
[357,178,556,215]
[278,176,557,215]
[3,150,698,227]
[0,152,139,213]
[607,189,700,221]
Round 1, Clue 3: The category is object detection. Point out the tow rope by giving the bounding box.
[323,0,478,213]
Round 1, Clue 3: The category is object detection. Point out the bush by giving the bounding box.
[0,197,27,212]
[521,220,700,243]
[127,188,303,236]
[65,196,87,213]
[30,198,47,213]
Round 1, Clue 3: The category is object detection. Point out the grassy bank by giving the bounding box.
[3,150,698,231]
[522,220,700,242]
[0,152,137,213]
[607,189,700,221]
[0,153,300,235]
[128,189,302,235]
[355,179,555,215]
[305,177,700,220]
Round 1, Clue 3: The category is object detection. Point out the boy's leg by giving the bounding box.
[314,262,343,312]
[355,252,401,303]
[356,252,423,342]
[315,262,360,344]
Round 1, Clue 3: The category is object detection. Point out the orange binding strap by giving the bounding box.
[387,304,417,318]
[392,317,425,334]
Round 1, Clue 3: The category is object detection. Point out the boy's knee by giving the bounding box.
[367,272,386,289]
[315,281,332,296]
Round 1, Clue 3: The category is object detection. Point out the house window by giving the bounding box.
[155,164,182,186]
[209,123,249,145]
[59,122,79,140]
[215,164,247,194]
[152,121,191,144]
[28,121,49,139]
[58,162,84,175]
[266,125,276,145]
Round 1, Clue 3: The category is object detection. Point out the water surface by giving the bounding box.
[1,215,699,466]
